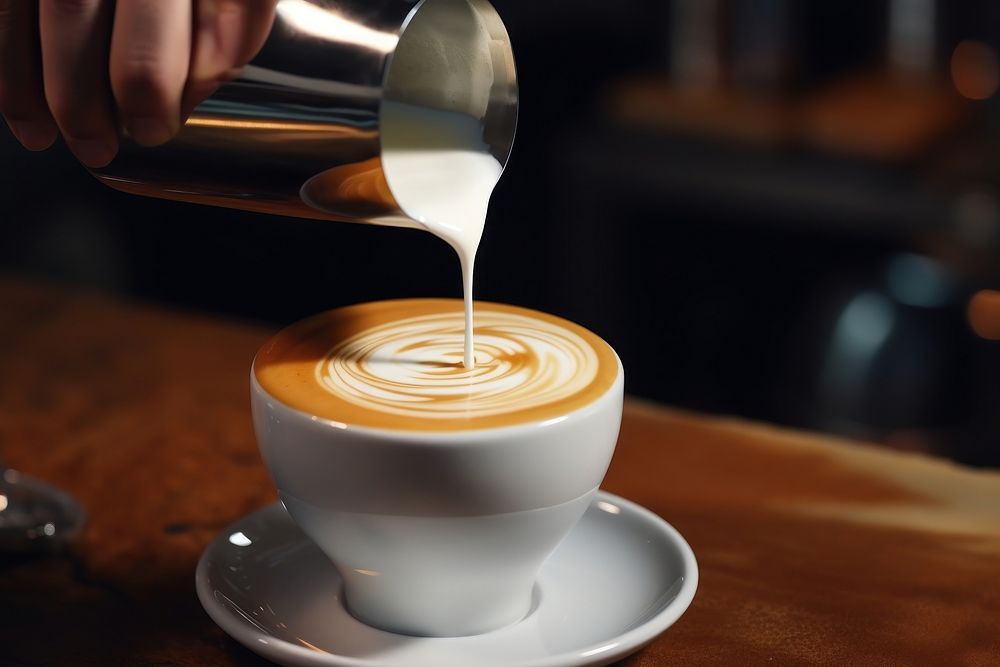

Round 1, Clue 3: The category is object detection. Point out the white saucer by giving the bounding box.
[196,491,698,667]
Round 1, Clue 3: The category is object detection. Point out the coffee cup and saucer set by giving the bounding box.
[196,300,698,667]
[111,1,702,663]
[198,493,696,667]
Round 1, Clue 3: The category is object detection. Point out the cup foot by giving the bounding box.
[279,489,597,637]
[343,582,540,637]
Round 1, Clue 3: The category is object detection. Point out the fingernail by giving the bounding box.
[10,120,57,151]
[126,117,175,146]
[70,139,117,168]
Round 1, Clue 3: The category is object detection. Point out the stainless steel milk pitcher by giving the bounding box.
[91,0,517,228]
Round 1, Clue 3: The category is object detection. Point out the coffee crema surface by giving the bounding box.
[254,299,619,431]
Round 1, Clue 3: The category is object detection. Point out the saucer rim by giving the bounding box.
[196,491,699,667]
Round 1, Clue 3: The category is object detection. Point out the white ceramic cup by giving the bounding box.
[250,343,623,637]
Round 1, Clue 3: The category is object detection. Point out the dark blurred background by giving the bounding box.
[4,0,1000,466]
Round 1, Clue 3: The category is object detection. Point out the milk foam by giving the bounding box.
[253,300,619,431]
[315,308,598,421]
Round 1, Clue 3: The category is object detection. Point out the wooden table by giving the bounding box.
[1,280,998,666]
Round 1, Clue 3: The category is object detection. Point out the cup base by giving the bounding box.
[343,582,538,638]
[279,489,597,637]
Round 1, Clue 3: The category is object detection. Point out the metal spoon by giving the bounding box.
[0,466,86,553]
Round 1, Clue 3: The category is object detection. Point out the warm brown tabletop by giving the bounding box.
[1,279,999,666]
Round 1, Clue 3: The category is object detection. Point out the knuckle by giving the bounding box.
[112,57,172,112]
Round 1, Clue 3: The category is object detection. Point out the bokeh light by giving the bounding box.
[968,290,1000,340]
[950,40,999,100]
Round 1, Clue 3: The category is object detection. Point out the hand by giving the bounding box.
[0,0,276,167]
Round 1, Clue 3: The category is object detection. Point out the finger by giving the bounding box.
[183,0,276,117]
[39,0,117,167]
[0,2,57,150]
[110,0,191,146]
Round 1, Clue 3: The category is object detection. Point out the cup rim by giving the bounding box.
[250,354,623,443]
[252,298,624,441]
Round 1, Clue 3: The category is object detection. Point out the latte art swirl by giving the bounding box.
[254,300,618,431]
[316,311,598,420]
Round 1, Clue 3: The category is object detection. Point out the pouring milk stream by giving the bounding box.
[379,0,507,369]
[381,101,503,368]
